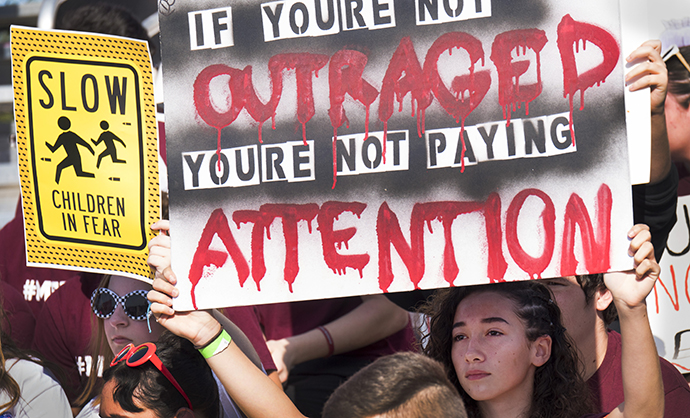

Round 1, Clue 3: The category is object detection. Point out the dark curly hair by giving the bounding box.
[422,281,593,418]
[102,331,219,418]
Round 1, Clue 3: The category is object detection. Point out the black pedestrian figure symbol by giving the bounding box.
[46,117,95,184]
[92,120,126,168]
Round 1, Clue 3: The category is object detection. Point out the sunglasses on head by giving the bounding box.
[91,287,150,321]
[662,44,690,75]
[111,343,193,410]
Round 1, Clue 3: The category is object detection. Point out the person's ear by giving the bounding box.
[173,408,195,418]
[595,287,613,312]
[531,335,552,367]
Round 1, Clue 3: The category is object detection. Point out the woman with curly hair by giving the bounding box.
[423,225,664,418]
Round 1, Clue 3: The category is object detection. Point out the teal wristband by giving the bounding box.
[198,329,232,359]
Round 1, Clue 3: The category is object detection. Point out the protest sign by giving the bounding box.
[654,194,690,373]
[11,27,159,280]
[160,0,634,310]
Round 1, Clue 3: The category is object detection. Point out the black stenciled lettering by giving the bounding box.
[60,72,76,111]
[266,147,286,180]
[293,144,311,177]
[475,0,482,12]
[386,132,405,166]
[38,70,54,109]
[81,74,99,112]
[195,13,204,46]
[362,136,382,169]
[373,0,391,25]
[506,122,516,156]
[344,0,365,29]
[112,219,121,237]
[105,76,127,115]
[209,153,230,185]
[428,132,446,167]
[550,116,572,150]
[263,4,284,38]
[212,11,228,44]
[524,118,546,155]
[418,0,438,21]
[116,197,125,217]
[290,3,309,35]
[235,148,255,181]
[314,0,335,30]
[336,138,356,172]
[454,130,476,164]
[184,154,204,188]
[478,124,498,159]
[443,0,463,18]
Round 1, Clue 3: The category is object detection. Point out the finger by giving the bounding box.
[151,219,170,233]
[627,223,650,238]
[151,302,175,317]
[629,226,652,248]
[625,61,665,85]
[152,276,179,297]
[633,241,655,266]
[148,288,174,306]
[635,258,660,281]
[626,42,662,63]
[147,234,171,251]
[162,267,178,285]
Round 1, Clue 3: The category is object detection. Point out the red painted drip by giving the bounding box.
[318,201,370,276]
[415,201,484,285]
[188,209,249,309]
[485,193,507,282]
[505,189,556,279]
[234,204,318,292]
[379,37,432,145]
[560,183,612,275]
[490,29,548,127]
[557,14,619,148]
[425,32,490,132]
[376,202,425,291]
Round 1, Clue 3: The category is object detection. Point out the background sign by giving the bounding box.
[160,0,634,310]
[12,27,159,280]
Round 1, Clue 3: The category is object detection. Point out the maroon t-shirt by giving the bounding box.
[218,306,276,372]
[31,274,99,403]
[587,330,690,417]
[1,281,36,349]
[0,201,80,317]
[256,297,415,359]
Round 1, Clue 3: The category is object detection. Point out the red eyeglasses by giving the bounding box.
[111,342,193,410]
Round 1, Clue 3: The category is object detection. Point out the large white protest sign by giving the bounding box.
[159,0,634,310]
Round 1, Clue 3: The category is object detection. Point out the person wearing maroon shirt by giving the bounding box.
[0,281,36,349]
[0,201,81,318]
[256,296,414,418]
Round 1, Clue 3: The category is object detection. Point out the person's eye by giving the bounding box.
[453,334,466,342]
[487,330,503,336]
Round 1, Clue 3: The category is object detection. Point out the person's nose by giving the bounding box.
[464,338,485,363]
[106,302,129,328]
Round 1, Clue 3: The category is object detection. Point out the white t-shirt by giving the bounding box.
[0,358,72,418]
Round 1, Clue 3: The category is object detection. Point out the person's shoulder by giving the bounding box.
[658,356,690,397]
[4,358,72,416]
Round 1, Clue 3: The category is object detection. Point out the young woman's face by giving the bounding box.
[451,291,547,406]
[104,276,165,355]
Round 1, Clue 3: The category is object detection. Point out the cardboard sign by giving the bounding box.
[11,27,159,280]
[654,193,690,373]
[159,0,634,310]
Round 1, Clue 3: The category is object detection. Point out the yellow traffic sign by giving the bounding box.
[12,27,159,279]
